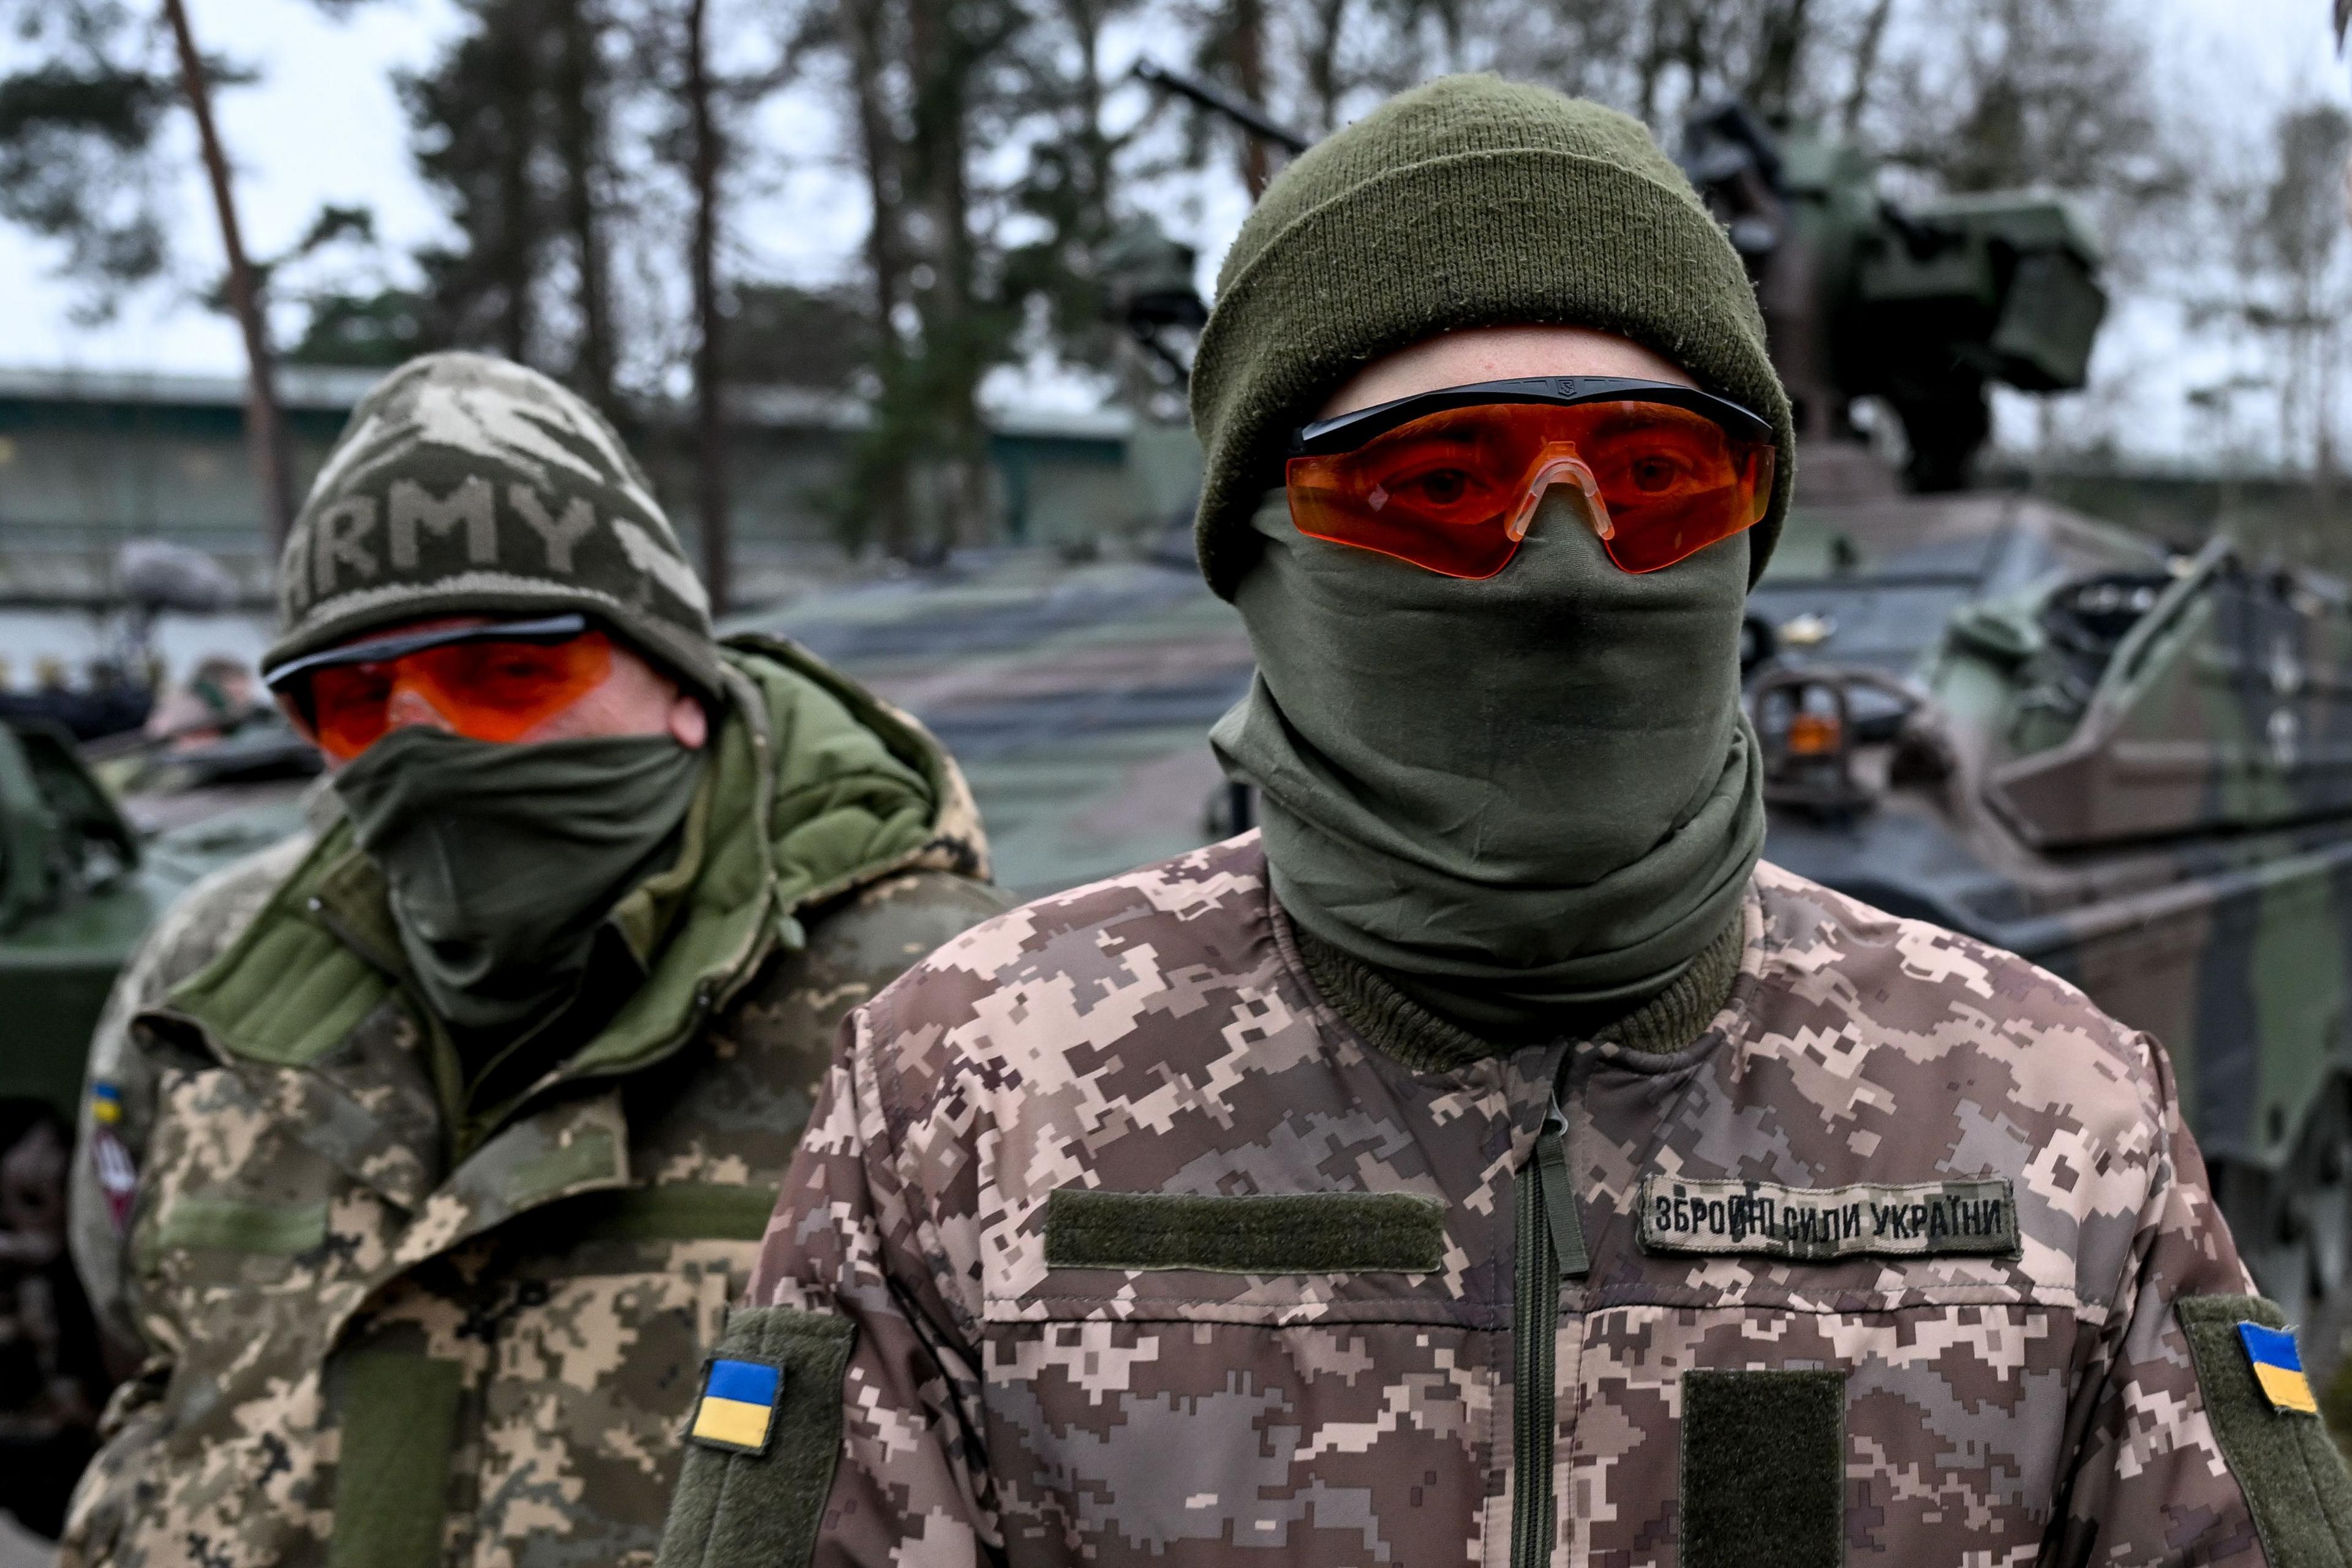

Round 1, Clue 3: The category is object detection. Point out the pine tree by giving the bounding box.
[0,0,176,320]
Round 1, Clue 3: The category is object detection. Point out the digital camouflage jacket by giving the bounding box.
[663,834,2352,1568]
[58,637,1010,1568]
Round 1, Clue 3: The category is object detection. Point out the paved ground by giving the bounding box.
[735,556,1256,897]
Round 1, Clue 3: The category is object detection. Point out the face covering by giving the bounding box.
[1211,491,1763,1039]
[333,725,707,1034]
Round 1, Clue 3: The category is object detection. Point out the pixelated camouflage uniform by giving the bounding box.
[677,834,2327,1567]
[57,638,1009,1568]
[68,816,323,1355]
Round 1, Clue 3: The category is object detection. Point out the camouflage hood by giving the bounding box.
[159,634,987,1085]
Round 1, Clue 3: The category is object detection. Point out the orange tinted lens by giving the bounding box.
[307,663,396,761]
[1287,405,1544,579]
[1571,404,1776,574]
[302,632,613,761]
[1287,401,1772,578]
[407,632,614,741]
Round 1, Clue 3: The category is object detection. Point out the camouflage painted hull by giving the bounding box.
[733,556,1255,898]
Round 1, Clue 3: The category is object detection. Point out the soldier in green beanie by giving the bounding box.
[58,351,1012,1568]
[655,75,2344,1568]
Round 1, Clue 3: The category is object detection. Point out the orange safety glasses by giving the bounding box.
[1284,376,1776,579]
[266,614,613,762]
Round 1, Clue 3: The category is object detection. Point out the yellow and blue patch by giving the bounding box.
[2237,1321,2319,1415]
[90,1081,124,1126]
[688,1356,782,1454]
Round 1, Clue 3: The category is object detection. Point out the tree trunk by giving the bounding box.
[910,0,989,550]
[1063,0,1112,243]
[492,6,540,362]
[161,0,292,549]
[1305,0,1349,135]
[1637,0,1679,124]
[1841,0,1894,135]
[1747,0,1811,123]
[1229,0,1272,198]
[554,0,616,408]
[684,0,731,614]
[845,0,913,556]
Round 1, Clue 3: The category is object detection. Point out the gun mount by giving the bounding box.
[1679,100,2108,493]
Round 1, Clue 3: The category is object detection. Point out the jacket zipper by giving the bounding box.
[1511,1098,1589,1568]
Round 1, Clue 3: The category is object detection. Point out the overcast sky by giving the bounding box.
[1,0,2343,461]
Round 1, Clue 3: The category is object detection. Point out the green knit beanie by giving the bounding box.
[1189,75,1795,600]
[262,351,723,695]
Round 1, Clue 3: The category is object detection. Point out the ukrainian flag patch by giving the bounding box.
[90,1082,123,1126]
[2237,1321,2320,1415]
[688,1356,782,1454]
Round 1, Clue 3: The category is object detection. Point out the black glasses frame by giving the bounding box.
[264,613,592,695]
[1287,375,1772,459]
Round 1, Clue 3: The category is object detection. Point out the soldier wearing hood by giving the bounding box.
[658,79,2352,1568]
[58,352,1009,1567]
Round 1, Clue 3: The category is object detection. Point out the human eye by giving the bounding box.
[317,665,393,706]
[1597,425,1730,500]
[1361,443,1507,524]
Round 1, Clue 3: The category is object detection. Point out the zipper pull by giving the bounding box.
[1537,1101,1589,1280]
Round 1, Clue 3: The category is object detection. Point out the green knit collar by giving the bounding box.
[1292,905,1747,1071]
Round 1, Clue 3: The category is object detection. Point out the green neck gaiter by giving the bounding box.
[1212,493,1763,1039]
[332,726,707,1034]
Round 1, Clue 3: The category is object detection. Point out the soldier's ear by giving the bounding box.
[668,693,709,750]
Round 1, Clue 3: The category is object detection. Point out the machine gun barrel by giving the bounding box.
[1131,58,1311,155]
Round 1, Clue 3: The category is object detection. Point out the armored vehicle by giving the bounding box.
[0,718,307,1119]
[1748,494,2352,1361]
[1689,108,2352,1371]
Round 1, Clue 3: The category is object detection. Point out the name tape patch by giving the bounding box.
[1638,1175,2019,1262]
[688,1356,783,1455]
[2237,1321,2320,1415]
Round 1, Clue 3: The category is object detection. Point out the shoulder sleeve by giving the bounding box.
[799,869,1017,999]
[709,867,1014,1159]
[657,995,998,1568]
[66,830,313,1354]
[2050,1028,2318,1566]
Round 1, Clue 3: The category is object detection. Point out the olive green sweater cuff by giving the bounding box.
[1294,908,1746,1070]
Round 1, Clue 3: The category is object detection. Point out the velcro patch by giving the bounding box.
[1639,1175,2019,1262]
[2176,1294,2352,1565]
[1681,1369,1845,1568]
[1043,1188,1449,1275]
[688,1357,783,1455]
[2239,1322,2320,1415]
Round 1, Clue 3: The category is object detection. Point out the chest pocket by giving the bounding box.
[134,1068,357,1390]
[977,1188,1503,1568]
[1565,1297,2087,1566]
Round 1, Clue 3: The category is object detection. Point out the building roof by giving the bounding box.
[0,364,386,412]
[0,365,1140,441]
